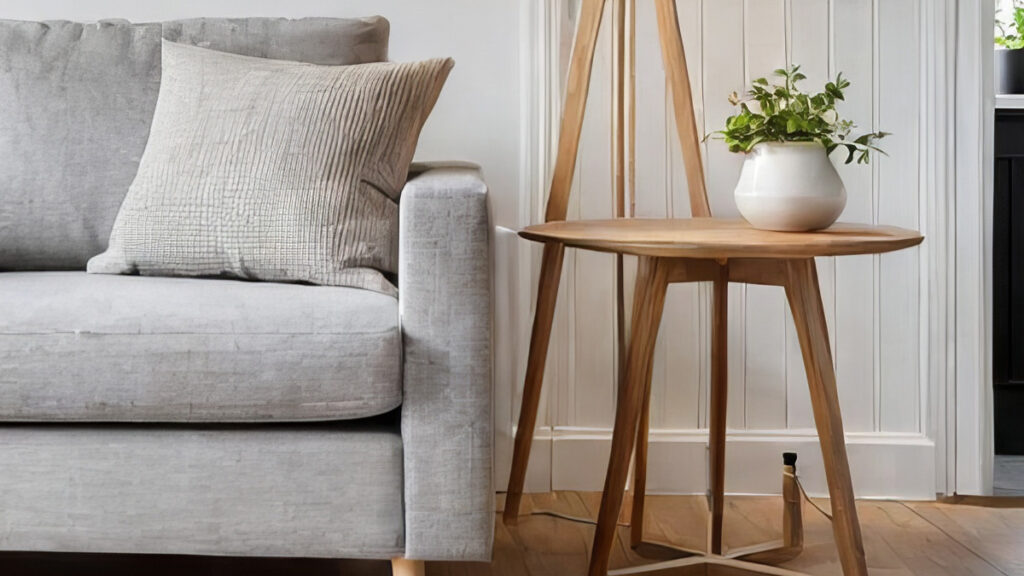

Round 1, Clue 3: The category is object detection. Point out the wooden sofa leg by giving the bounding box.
[391,558,425,576]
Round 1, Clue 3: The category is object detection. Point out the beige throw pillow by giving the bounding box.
[88,40,453,295]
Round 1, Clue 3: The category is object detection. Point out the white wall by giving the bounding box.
[496,0,948,500]
[0,0,524,229]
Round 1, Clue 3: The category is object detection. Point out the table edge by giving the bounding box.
[518,228,924,259]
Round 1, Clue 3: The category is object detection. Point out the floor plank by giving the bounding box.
[905,500,1024,575]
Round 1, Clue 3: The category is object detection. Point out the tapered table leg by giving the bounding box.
[629,309,663,548]
[629,372,652,548]
[708,263,729,555]
[784,259,868,576]
[504,242,565,524]
[589,257,670,576]
[632,259,724,549]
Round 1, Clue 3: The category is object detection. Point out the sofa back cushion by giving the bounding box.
[0,17,389,271]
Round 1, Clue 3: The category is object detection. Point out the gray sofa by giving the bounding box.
[0,17,492,573]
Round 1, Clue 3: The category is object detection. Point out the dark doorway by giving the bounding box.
[995,107,1024,458]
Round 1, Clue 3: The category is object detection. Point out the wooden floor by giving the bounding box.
[430,493,1024,576]
[3,492,1022,576]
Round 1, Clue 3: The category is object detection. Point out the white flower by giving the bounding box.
[778,99,788,110]
[745,100,762,115]
[821,109,838,125]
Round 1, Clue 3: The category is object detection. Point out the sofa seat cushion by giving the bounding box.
[0,272,401,422]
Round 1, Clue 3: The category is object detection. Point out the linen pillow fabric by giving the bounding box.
[89,40,453,295]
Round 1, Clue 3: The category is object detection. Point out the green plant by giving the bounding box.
[996,2,1024,50]
[708,65,887,165]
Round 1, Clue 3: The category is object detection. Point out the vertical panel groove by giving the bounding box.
[871,0,882,433]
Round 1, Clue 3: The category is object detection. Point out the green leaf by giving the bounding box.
[844,145,857,164]
[712,63,886,160]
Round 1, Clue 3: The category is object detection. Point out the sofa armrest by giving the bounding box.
[399,164,492,561]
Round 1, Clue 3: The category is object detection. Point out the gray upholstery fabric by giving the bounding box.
[162,17,389,63]
[0,272,401,422]
[0,423,404,558]
[0,20,162,270]
[89,41,453,295]
[0,17,389,271]
[399,165,493,561]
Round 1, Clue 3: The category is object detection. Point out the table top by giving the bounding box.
[519,218,923,259]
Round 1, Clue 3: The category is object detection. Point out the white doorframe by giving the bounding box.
[952,0,996,496]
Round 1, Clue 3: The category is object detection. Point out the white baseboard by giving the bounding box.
[506,427,936,501]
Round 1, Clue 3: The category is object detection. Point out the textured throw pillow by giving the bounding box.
[88,40,453,295]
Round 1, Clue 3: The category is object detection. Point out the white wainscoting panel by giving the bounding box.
[506,0,938,499]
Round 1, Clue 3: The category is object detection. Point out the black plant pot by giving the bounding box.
[997,48,1024,94]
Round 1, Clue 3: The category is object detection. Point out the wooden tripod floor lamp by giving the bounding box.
[503,0,707,527]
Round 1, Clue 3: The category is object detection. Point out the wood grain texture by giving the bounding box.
[630,258,719,548]
[520,219,923,259]
[784,260,867,576]
[506,0,610,519]
[612,0,627,221]
[505,242,566,523]
[709,262,729,555]
[425,493,1018,576]
[545,0,606,222]
[630,343,654,548]
[612,0,628,402]
[904,500,1024,575]
[521,222,918,572]
[590,257,670,576]
[392,559,425,576]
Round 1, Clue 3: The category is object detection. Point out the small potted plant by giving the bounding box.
[710,66,886,231]
[996,1,1024,94]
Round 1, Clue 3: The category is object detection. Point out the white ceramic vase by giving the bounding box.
[733,141,846,232]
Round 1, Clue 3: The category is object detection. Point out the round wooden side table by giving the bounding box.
[518,217,924,576]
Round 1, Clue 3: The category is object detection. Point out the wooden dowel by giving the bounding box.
[546,0,608,223]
